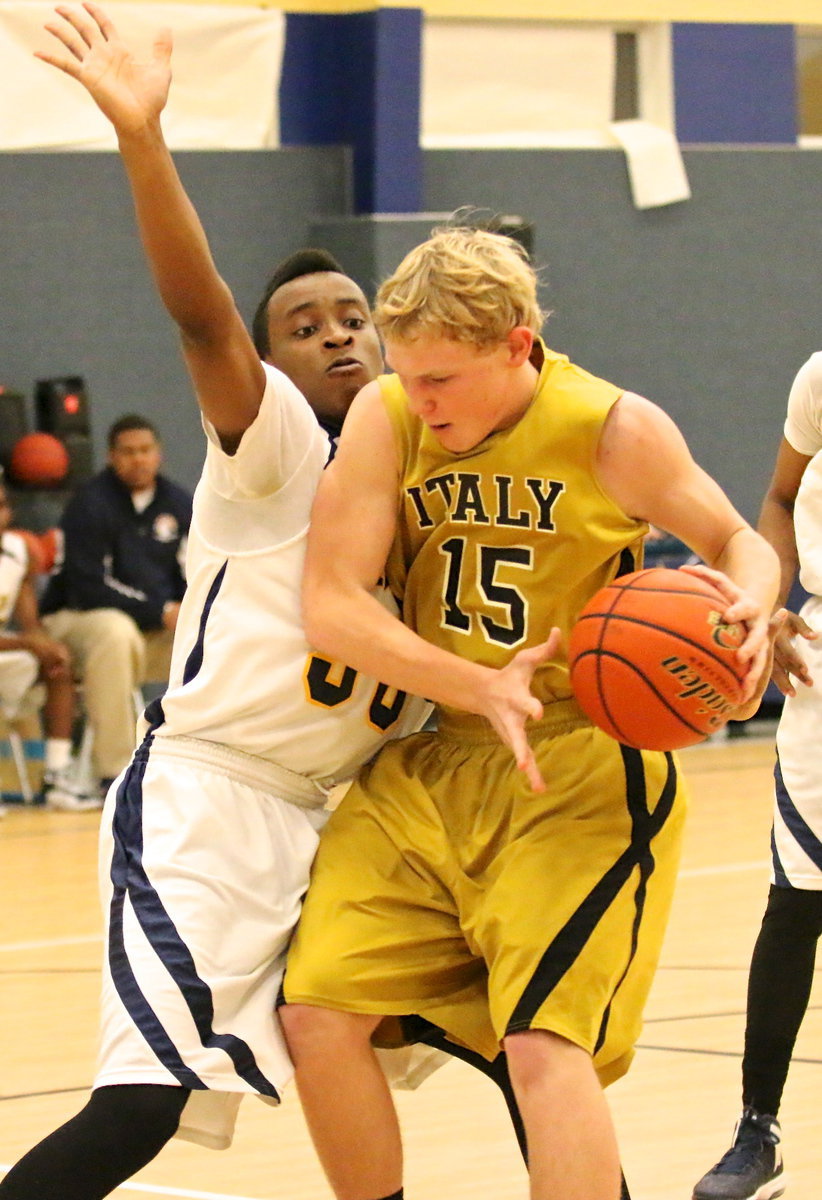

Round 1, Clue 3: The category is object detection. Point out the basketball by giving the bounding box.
[9,432,69,487]
[568,567,747,751]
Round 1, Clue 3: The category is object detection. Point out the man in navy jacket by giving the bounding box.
[41,414,192,795]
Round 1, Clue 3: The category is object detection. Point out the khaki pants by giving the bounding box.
[42,608,174,780]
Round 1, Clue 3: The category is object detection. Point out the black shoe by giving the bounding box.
[692,1107,785,1200]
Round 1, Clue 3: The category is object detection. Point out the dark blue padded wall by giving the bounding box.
[280,8,422,213]
[672,23,797,143]
[280,15,799,208]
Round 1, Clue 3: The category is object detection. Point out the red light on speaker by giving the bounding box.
[64,393,80,414]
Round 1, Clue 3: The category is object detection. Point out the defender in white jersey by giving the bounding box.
[0,481,96,813]
[693,352,822,1200]
[0,528,40,722]
[0,9,437,1199]
[152,363,423,783]
[95,362,430,1149]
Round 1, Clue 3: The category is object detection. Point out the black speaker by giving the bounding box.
[35,376,91,437]
[62,433,95,487]
[0,388,28,475]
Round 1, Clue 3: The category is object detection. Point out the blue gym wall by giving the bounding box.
[1,143,820,527]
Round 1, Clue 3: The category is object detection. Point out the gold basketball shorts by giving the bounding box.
[283,701,688,1086]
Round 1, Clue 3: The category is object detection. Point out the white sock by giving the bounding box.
[45,738,72,772]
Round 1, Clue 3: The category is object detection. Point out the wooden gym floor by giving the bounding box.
[0,732,819,1199]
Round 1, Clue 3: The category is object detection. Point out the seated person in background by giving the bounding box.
[0,478,99,812]
[40,414,192,796]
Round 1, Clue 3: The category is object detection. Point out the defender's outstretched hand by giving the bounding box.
[771,609,818,695]
[479,629,562,794]
[36,2,171,134]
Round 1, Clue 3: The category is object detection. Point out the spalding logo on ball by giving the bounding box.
[568,567,746,751]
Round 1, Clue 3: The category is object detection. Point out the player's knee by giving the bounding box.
[279,1003,376,1062]
[503,1027,590,1093]
[87,1083,188,1148]
[764,884,822,938]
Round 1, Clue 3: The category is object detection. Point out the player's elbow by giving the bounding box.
[301,578,345,658]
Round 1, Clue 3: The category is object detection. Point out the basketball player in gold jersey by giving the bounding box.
[279,226,780,1200]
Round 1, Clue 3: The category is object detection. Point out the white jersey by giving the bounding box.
[0,530,28,629]
[782,350,822,602]
[772,353,822,887]
[783,351,822,460]
[0,531,39,720]
[149,362,429,794]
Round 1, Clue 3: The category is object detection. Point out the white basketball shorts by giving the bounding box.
[95,734,326,1149]
[773,598,822,890]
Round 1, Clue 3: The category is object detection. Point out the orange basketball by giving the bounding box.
[9,432,69,487]
[568,568,747,750]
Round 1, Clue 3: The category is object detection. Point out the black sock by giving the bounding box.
[0,1084,189,1199]
[372,1192,403,1200]
[742,885,822,1116]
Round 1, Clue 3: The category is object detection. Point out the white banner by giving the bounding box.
[0,2,283,150]
[422,20,616,148]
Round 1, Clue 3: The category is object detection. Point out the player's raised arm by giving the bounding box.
[302,383,557,792]
[595,390,780,699]
[36,2,264,448]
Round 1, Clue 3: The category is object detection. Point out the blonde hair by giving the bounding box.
[374,225,545,348]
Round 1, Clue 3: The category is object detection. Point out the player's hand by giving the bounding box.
[36,3,172,136]
[731,608,787,721]
[678,563,769,701]
[479,628,562,794]
[771,609,818,696]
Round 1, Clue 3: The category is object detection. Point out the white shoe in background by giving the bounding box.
[40,766,103,812]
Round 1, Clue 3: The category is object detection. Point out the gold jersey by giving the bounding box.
[381,340,648,711]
